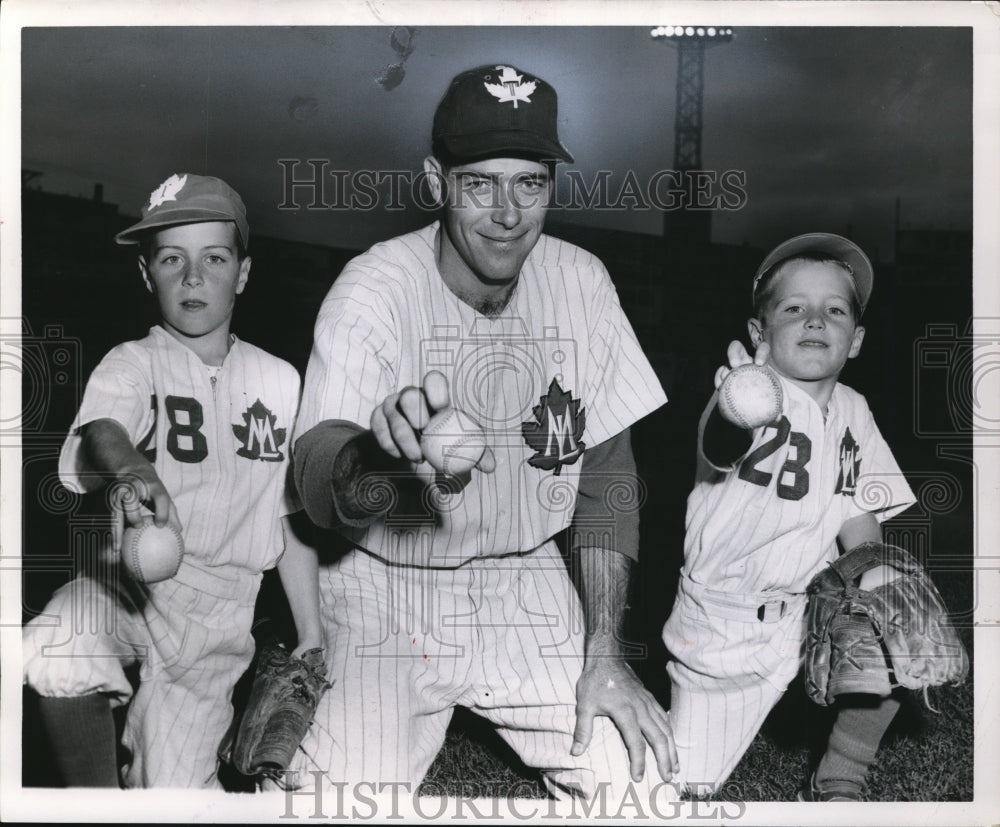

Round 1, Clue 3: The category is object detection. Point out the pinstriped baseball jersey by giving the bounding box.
[297,222,666,567]
[290,221,671,799]
[26,325,301,787]
[682,375,915,594]
[662,376,915,793]
[59,325,299,572]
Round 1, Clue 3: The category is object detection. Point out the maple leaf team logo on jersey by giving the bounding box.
[484,66,537,108]
[835,426,861,495]
[522,379,586,474]
[232,399,286,461]
[147,173,187,209]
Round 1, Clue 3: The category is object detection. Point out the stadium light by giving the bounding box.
[650,24,735,246]
[650,26,733,41]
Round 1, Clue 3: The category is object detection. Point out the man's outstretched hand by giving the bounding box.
[370,370,494,473]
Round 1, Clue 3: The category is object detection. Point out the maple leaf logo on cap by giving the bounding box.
[147,173,187,210]
[522,378,586,474]
[484,65,537,108]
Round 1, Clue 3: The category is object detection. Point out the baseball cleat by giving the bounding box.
[797,772,862,802]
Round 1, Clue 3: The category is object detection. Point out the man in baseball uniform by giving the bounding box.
[23,174,322,788]
[662,234,916,800]
[291,64,677,804]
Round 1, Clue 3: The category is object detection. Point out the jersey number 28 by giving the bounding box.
[136,395,210,464]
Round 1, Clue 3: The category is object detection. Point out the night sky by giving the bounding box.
[16,17,974,262]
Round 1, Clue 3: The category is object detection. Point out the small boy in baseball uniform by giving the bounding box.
[662,233,916,801]
[22,174,322,788]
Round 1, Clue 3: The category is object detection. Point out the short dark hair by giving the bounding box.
[752,251,862,322]
[136,222,248,262]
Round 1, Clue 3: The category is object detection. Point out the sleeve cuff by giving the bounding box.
[569,430,641,563]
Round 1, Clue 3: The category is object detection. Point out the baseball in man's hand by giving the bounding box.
[419,408,488,477]
[717,364,783,429]
[121,518,184,583]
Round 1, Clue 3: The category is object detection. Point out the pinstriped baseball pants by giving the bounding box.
[23,563,261,788]
[292,541,676,803]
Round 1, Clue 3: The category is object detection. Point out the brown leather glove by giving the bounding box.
[218,632,330,789]
[803,542,968,707]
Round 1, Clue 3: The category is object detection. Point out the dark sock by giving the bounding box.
[38,694,119,787]
[815,693,901,795]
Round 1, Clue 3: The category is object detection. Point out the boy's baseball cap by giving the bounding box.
[115,173,249,248]
[432,64,574,163]
[752,233,874,312]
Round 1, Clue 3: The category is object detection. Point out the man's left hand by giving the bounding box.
[571,656,677,783]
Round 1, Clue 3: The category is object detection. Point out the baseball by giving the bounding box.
[420,408,488,477]
[120,518,184,584]
[718,364,783,429]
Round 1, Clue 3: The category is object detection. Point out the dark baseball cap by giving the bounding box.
[752,233,874,313]
[115,173,249,248]
[432,64,574,164]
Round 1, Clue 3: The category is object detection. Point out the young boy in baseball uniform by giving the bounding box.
[22,174,322,788]
[662,233,916,801]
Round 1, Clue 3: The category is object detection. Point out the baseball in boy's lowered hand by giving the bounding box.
[120,517,184,583]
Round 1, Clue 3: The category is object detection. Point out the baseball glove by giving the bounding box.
[219,632,331,788]
[804,541,968,707]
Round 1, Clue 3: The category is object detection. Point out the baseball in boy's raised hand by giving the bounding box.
[714,340,782,429]
[717,364,783,430]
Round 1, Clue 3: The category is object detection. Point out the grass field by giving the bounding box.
[419,572,974,803]
[20,557,973,802]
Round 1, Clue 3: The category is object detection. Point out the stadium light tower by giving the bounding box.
[651,25,733,247]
